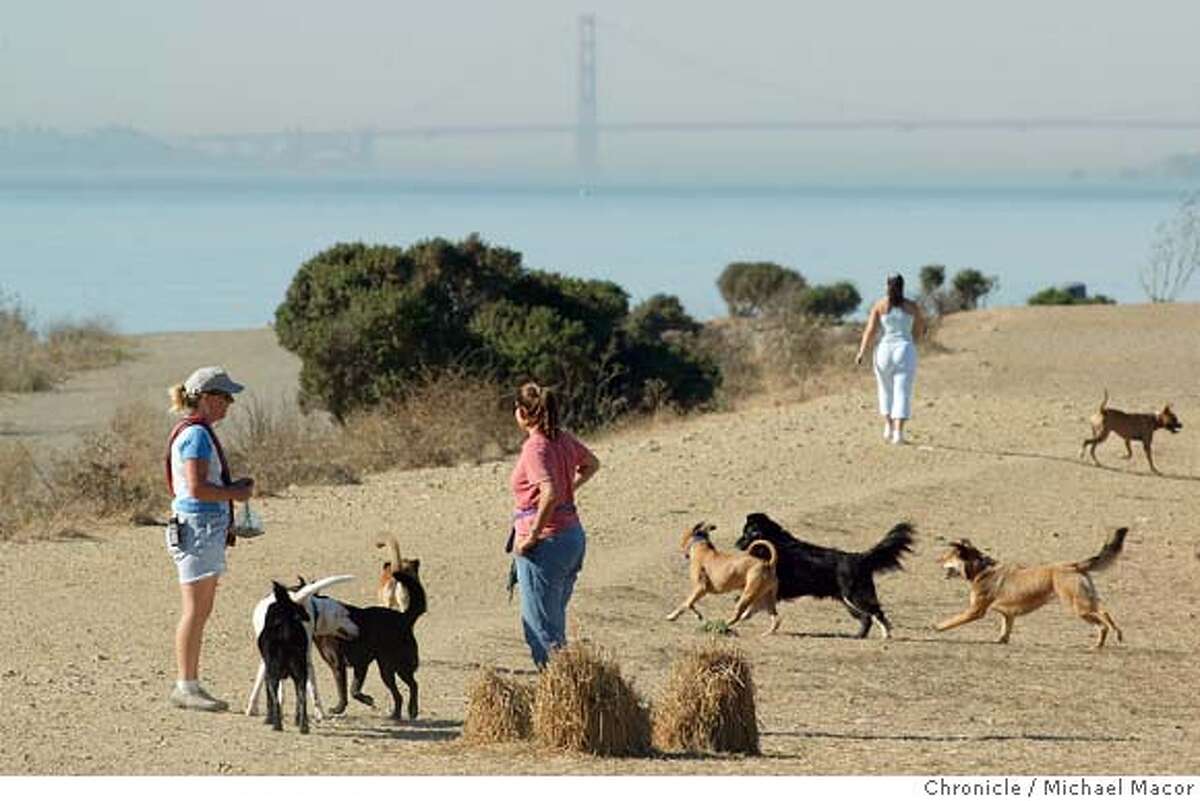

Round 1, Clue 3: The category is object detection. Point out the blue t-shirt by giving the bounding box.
[170,424,226,514]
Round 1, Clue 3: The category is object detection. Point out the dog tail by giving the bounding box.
[291,574,354,605]
[392,569,427,624]
[1075,527,1127,574]
[747,539,777,568]
[859,521,916,575]
[1099,388,1109,413]
[376,537,403,571]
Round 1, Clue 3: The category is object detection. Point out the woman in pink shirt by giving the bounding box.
[509,382,600,668]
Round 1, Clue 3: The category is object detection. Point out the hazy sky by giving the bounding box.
[5,1,1200,177]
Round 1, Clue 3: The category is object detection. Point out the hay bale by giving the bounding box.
[651,643,759,755]
[462,668,533,744]
[531,642,651,756]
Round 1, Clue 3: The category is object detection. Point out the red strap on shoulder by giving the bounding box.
[165,417,234,521]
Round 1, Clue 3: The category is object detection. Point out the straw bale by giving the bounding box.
[651,643,759,755]
[462,667,533,744]
[531,642,651,756]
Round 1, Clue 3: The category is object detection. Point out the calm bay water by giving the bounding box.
[0,177,1191,334]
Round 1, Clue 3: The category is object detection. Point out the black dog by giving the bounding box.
[257,582,311,733]
[314,568,426,720]
[734,513,914,639]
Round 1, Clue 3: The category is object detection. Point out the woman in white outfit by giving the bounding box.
[855,273,925,444]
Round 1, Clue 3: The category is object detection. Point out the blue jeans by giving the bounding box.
[515,522,586,668]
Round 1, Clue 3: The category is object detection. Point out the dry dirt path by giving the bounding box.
[1,304,1197,775]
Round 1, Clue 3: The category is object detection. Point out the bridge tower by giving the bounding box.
[576,13,598,172]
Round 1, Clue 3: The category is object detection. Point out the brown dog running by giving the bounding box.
[1080,390,1182,475]
[666,522,780,635]
[934,527,1127,649]
[376,538,421,611]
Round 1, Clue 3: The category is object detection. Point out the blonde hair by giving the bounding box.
[515,382,561,439]
[168,383,198,414]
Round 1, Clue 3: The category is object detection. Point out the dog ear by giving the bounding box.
[703,522,717,533]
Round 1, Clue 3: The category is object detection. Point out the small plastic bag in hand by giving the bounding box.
[232,501,265,538]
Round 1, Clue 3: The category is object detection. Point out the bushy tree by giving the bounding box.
[951,269,998,310]
[919,265,946,295]
[717,261,806,317]
[274,235,718,428]
[788,281,861,321]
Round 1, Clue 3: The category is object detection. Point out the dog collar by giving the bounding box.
[684,532,708,559]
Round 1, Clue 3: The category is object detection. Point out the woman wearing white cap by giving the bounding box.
[855,274,926,445]
[163,366,254,711]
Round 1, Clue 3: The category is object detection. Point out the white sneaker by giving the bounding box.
[883,424,893,442]
[170,685,228,712]
[892,430,905,445]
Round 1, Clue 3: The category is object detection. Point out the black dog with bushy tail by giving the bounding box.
[735,513,914,639]
[315,568,426,720]
[257,582,312,733]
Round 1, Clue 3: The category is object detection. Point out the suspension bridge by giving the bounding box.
[180,14,1200,172]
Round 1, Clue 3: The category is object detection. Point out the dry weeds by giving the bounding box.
[651,642,759,756]
[462,667,534,744]
[531,642,651,757]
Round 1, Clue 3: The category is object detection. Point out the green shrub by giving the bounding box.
[1027,287,1116,306]
[787,281,862,322]
[274,235,718,430]
[716,262,806,318]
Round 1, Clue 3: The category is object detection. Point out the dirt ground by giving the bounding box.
[1,304,1197,775]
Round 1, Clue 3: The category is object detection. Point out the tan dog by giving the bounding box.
[666,522,780,635]
[935,527,1127,649]
[376,538,421,611]
[1080,390,1182,475]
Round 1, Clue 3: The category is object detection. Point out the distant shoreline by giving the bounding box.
[0,169,1196,198]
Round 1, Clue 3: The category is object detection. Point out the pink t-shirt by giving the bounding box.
[509,429,593,539]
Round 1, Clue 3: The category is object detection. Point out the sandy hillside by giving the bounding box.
[0,304,1197,775]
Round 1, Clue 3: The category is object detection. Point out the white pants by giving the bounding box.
[874,340,917,420]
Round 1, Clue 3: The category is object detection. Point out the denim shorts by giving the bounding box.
[165,508,230,584]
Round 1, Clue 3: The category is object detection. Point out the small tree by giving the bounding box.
[716,262,806,318]
[951,269,998,310]
[786,281,861,322]
[919,265,946,296]
[1140,192,1200,303]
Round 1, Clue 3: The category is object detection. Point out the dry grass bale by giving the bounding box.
[651,643,759,755]
[531,642,651,757]
[462,668,533,744]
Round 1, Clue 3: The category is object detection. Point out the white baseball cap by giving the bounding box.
[183,366,245,398]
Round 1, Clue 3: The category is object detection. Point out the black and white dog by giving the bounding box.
[735,513,914,639]
[257,582,312,733]
[244,574,356,719]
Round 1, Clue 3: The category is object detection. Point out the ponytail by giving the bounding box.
[515,382,561,439]
[168,383,196,414]
[886,273,905,312]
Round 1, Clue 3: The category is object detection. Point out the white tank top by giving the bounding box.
[880,305,914,343]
